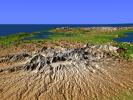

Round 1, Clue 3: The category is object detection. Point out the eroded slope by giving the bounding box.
[0,44,133,100]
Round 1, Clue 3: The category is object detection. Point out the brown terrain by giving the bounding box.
[0,42,133,100]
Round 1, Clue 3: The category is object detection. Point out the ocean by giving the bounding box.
[0,24,133,36]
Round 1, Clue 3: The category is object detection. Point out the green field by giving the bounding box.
[0,32,38,45]
[49,28,128,44]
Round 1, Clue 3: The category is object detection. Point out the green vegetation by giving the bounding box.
[110,89,133,100]
[49,28,133,44]
[117,43,133,59]
[0,32,38,45]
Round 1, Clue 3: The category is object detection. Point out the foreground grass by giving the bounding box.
[110,89,133,100]
[117,43,133,59]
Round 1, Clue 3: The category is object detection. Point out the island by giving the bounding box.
[0,27,133,100]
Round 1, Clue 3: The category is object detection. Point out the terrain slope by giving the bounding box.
[0,44,133,100]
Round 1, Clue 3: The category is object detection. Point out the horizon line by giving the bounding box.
[0,23,133,25]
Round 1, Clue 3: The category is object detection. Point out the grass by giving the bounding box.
[110,89,133,100]
[49,28,133,44]
[117,43,133,59]
[0,32,38,45]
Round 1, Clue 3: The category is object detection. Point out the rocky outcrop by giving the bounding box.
[1,44,133,100]
[0,53,31,63]
[24,44,119,72]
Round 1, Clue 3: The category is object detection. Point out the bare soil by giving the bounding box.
[0,43,133,100]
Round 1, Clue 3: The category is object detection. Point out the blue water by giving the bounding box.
[22,32,52,40]
[1,24,133,36]
[0,24,133,42]
[0,24,55,36]
[114,32,133,43]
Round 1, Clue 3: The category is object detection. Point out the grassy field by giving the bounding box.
[0,32,39,45]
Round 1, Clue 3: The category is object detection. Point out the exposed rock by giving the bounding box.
[24,44,119,72]
[1,44,133,100]
[0,53,31,63]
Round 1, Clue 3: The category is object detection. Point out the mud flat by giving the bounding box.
[0,43,133,100]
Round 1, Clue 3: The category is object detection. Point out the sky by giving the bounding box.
[0,0,133,24]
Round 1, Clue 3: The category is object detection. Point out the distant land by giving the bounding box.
[0,24,133,36]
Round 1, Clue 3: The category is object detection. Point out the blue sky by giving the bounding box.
[0,0,133,24]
